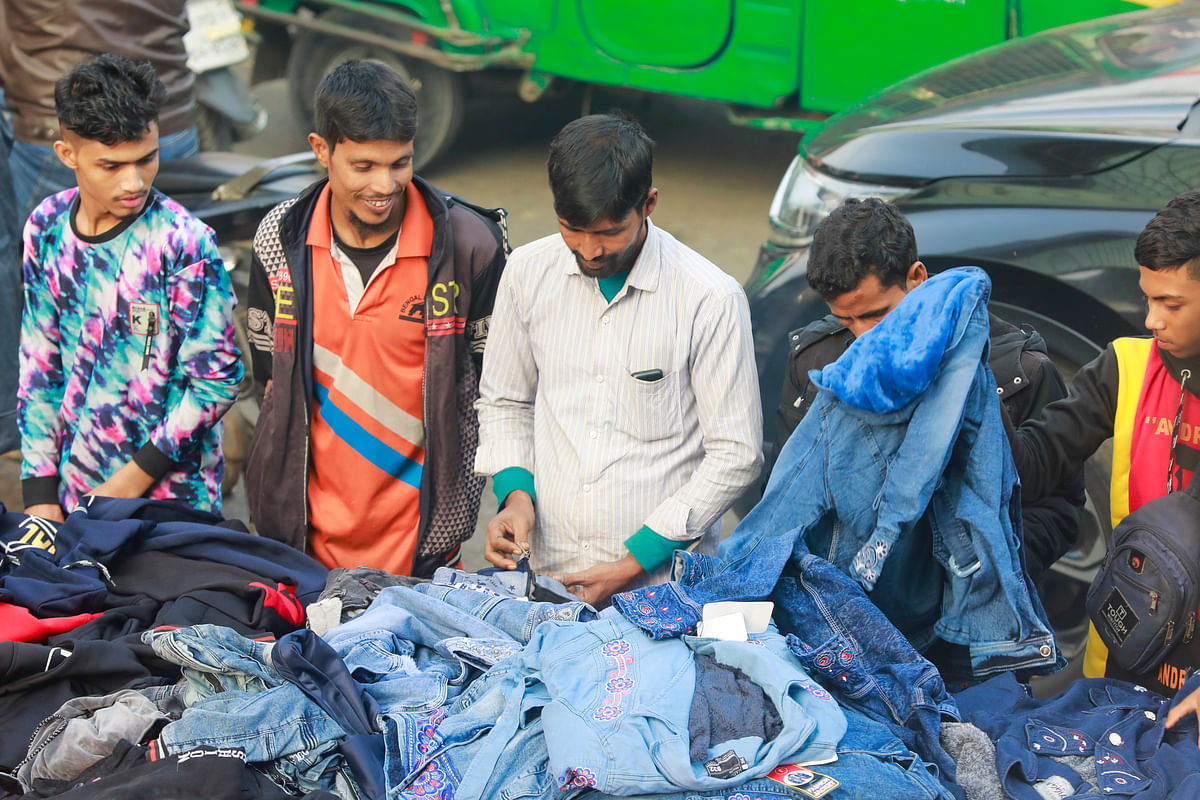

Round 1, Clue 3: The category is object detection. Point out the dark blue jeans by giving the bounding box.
[0,92,20,453]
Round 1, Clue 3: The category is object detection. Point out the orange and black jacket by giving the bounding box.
[243,176,507,576]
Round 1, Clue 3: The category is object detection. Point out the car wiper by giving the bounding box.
[1177,95,1200,136]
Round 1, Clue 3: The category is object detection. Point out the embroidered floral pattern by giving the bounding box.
[403,760,452,799]
[592,638,635,721]
[414,708,447,756]
[560,767,597,789]
[612,588,696,640]
[804,685,833,702]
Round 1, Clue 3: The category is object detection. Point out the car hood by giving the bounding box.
[808,4,1200,182]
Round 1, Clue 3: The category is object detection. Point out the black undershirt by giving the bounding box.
[333,227,399,284]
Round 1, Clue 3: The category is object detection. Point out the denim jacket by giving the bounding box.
[385,614,845,800]
[616,268,1058,679]
[955,670,1200,799]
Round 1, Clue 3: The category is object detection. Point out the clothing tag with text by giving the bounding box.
[765,764,840,797]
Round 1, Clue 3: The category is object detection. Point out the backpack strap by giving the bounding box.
[444,193,511,256]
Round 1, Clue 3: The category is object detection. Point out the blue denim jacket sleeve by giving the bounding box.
[615,414,835,639]
[617,268,1058,680]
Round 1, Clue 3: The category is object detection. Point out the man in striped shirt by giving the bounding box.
[475,114,763,606]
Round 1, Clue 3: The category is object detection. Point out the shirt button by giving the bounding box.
[589,430,598,439]
[1039,644,1052,658]
[583,485,591,493]
[602,317,610,325]
[1108,732,1123,746]
[1145,711,1157,721]
[583,543,590,550]
[596,375,605,384]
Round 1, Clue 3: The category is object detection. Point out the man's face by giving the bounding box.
[558,190,658,279]
[309,134,413,246]
[1140,264,1200,359]
[54,125,159,234]
[826,262,927,338]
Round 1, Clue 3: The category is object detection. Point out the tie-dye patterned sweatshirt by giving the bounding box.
[17,188,243,513]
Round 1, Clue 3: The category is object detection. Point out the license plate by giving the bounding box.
[184,0,250,72]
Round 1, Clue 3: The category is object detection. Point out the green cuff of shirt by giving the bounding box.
[625,525,679,573]
[493,467,536,509]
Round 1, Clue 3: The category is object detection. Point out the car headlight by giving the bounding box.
[768,156,911,249]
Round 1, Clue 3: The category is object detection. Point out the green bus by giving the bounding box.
[238,0,1168,169]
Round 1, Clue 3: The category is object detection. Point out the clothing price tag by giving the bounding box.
[1032,775,1076,800]
[696,612,748,641]
[700,601,773,634]
[765,764,839,797]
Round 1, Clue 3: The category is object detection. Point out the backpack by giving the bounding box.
[1087,477,1200,674]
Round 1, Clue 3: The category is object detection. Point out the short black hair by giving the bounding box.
[54,54,165,146]
[806,197,918,299]
[547,113,654,227]
[1135,190,1200,280]
[314,60,418,150]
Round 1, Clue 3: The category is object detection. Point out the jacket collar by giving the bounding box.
[813,266,992,414]
[279,174,452,283]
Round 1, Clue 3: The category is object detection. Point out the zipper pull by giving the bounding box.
[1150,591,1159,614]
[141,333,154,371]
[1186,614,1196,644]
[1165,620,1176,646]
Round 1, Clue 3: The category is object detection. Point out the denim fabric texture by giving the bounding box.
[437,564,581,605]
[416,578,598,642]
[146,623,279,704]
[321,585,528,715]
[272,630,387,800]
[383,615,844,800]
[589,706,955,800]
[148,625,352,796]
[619,549,962,797]
[615,268,1059,680]
[955,670,1200,800]
[773,556,963,798]
[10,126,198,220]
[0,93,20,454]
[383,659,555,800]
[529,615,844,795]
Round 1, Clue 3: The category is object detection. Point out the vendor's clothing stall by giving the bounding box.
[3,269,1198,799]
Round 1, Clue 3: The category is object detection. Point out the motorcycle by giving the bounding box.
[155,150,323,493]
[185,0,268,150]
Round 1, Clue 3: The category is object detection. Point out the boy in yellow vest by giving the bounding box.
[1011,191,1200,707]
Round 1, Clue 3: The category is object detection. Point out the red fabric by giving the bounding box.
[1128,347,1198,511]
[248,581,305,626]
[0,602,102,642]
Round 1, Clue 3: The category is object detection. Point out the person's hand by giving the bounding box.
[555,554,644,608]
[88,461,155,500]
[24,503,65,522]
[1166,685,1200,747]
[484,490,535,569]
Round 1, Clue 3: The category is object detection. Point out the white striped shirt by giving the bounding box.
[474,219,763,583]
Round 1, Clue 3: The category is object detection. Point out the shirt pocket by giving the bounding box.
[618,371,683,442]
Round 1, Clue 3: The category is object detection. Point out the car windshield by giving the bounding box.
[1097,16,1200,71]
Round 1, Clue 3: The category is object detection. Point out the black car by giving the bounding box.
[745,3,1200,668]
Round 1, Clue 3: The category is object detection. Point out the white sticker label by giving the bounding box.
[1032,775,1075,800]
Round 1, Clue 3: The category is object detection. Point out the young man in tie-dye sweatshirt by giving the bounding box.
[16,54,243,521]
